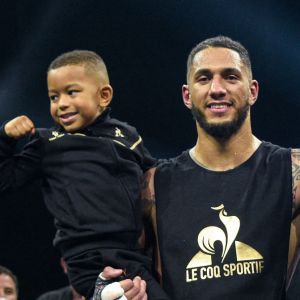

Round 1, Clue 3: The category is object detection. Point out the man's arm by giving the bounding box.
[288,149,300,284]
[99,167,163,300]
[141,168,156,219]
[292,149,300,214]
[141,167,162,282]
[94,168,158,300]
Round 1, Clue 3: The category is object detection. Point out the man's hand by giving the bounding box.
[4,115,35,139]
[124,276,147,300]
[99,266,147,300]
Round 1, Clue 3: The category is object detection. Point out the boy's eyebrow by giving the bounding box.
[48,83,80,93]
[64,83,81,88]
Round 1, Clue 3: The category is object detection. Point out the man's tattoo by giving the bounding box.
[141,169,156,216]
[291,149,300,215]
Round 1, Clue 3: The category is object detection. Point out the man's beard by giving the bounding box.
[191,102,250,140]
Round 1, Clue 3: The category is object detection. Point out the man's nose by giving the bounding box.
[209,76,226,99]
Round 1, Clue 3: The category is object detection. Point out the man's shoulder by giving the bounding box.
[156,150,190,172]
[261,140,289,151]
[259,141,291,161]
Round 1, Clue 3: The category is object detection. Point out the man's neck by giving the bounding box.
[192,121,261,171]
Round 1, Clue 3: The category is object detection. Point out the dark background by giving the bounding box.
[1,0,300,299]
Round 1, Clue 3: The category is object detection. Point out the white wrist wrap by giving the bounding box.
[101,282,125,300]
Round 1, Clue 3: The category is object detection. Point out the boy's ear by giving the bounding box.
[99,84,113,107]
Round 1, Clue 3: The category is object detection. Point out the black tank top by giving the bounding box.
[155,142,292,300]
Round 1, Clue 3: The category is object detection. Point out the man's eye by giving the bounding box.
[198,76,209,83]
[226,75,238,81]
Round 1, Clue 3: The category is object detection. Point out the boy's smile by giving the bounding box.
[48,65,106,132]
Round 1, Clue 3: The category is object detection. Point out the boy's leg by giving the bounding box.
[65,249,105,298]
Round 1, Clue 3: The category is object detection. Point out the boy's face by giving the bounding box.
[48,65,106,132]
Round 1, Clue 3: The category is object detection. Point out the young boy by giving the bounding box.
[0,50,169,300]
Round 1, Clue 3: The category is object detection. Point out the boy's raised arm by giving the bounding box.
[0,115,41,192]
[4,115,35,139]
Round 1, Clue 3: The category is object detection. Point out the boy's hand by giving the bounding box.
[4,115,35,139]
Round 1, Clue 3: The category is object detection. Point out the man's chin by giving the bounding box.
[206,120,232,127]
[199,120,243,140]
[192,102,250,139]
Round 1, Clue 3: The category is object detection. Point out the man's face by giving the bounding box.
[0,274,17,300]
[48,65,103,133]
[183,47,258,139]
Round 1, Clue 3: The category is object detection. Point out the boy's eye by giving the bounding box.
[68,90,79,96]
[49,95,58,102]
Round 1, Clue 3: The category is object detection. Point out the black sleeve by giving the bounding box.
[134,136,157,171]
[0,125,43,192]
[125,125,157,171]
[107,117,158,171]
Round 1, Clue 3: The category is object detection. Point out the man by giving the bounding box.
[141,36,300,299]
[0,266,18,300]
[103,36,300,299]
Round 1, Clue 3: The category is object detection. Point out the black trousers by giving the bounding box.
[64,248,170,300]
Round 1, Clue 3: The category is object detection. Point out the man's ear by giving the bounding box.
[249,80,259,106]
[182,84,192,109]
[99,84,113,107]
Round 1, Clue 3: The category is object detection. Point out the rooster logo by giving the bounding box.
[187,204,263,268]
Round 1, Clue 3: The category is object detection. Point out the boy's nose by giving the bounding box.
[58,95,70,108]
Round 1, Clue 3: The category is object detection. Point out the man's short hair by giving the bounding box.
[0,265,18,294]
[48,50,109,82]
[186,36,252,80]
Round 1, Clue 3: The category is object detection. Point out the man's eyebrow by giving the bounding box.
[193,68,211,77]
[221,67,242,75]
